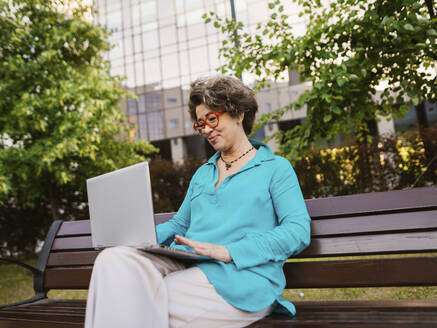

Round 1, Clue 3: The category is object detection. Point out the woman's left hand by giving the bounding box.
[174,235,232,263]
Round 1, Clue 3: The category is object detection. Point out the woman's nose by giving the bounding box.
[204,125,213,135]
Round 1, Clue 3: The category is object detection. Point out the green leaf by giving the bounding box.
[427,29,437,37]
[268,3,275,9]
[336,77,346,87]
[323,114,332,123]
[381,16,390,25]
[400,104,410,113]
[214,21,220,29]
[411,96,420,106]
[404,23,414,32]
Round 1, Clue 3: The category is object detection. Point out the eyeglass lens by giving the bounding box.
[194,112,219,133]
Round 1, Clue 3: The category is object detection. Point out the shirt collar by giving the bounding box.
[207,139,275,166]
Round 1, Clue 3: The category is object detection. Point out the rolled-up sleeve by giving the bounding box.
[225,158,311,270]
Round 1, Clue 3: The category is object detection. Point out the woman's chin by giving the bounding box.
[209,139,224,151]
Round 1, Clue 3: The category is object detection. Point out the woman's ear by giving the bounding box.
[238,113,244,124]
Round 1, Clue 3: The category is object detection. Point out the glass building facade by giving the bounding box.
[92,0,312,161]
[93,0,436,162]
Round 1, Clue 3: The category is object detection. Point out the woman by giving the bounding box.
[85,76,311,328]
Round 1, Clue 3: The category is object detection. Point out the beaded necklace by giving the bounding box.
[220,146,255,170]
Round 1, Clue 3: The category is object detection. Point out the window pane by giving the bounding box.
[247,2,268,24]
[142,30,159,50]
[124,35,134,56]
[138,113,148,139]
[147,112,164,140]
[145,58,161,84]
[106,0,121,12]
[161,53,179,79]
[125,63,136,88]
[110,64,124,78]
[186,0,203,11]
[187,21,205,40]
[160,25,177,46]
[157,0,174,18]
[132,3,141,26]
[138,94,146,113]
[133,34,142,53]
[122,4,132,29]
[178,26,187,42]
[135,60,145,86]
[163,77,180,89]
[109,40,123,59]
[145,93,162,111]
[161,44,178,55]
[179,51,189,76]
[208,43,220,70]
[106,10,122,30]
[141,1,157,23]
[169,119,179,129]
[127,98,137,115]
[189,47,208,74]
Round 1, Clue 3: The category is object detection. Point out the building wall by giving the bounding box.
[93,0,435,162]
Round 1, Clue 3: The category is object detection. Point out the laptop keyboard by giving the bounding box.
[158,244,196,254]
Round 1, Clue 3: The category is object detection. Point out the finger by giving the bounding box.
[175,235,197,248]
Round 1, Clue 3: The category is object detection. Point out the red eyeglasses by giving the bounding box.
[193,111,226,134]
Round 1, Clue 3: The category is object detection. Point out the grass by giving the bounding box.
[0,258,87,306]
[283,286,437,302]
[1,255,436,306]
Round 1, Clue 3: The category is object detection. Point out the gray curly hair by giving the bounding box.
[188,76,258,135]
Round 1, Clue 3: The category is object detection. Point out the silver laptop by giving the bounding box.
[86,162,211,261]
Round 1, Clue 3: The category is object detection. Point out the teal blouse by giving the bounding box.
[156,139,311,316]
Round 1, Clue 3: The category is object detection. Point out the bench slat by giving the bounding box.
[284,256,437,288]
[2,300,437,328]
[0,311,84,322]
[44,268,92,289]
[44,256,437,290]
[0,318,83,328]
[300,230,437,257]
[51,230,437,258]
[47,251,99,267]
[311,209,437,237]
[53,209,437,243]
[293,300,437,311]
[305,187,437,218]
[253,312,437,327]
[57,213,174,237]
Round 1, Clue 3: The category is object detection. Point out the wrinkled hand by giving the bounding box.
[174,235,232,263]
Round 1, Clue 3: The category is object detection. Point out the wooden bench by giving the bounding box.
[1,187,437,327]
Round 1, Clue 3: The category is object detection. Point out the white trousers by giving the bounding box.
[85,246,273,328]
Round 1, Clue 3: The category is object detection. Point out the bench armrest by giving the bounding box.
[0,257,40,275]
[0,257,46,309]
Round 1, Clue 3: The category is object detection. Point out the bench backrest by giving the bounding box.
[42,187,437,290]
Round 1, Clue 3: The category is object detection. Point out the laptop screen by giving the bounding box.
[87,162,157,248]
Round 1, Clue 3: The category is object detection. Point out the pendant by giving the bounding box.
[225,163,231,170]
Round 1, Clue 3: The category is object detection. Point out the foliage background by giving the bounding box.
[0,0,157,257]
[206,0,437,161]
